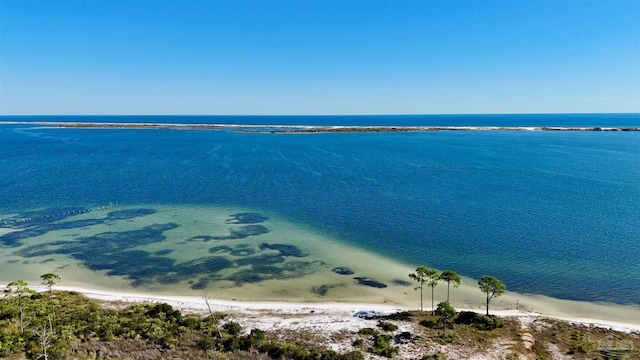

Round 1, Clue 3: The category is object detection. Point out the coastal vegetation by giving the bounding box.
[407,268,465,316]
[408,266,432,312]
[3,275,638,359]
[478,275,506,316]
[438,270,460,303]
[1,277,365,360]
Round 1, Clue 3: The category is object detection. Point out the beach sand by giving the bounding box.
[3,282,640,360]
[0,284,640,332]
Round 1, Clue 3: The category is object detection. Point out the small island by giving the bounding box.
[0,121,638,133]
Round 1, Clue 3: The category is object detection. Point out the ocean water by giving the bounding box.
[0,114,639,307]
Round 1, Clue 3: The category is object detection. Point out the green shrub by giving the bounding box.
[377,321,398,332]
[196,336,215,351]
[261,340,308,359]
[248,328,265,343]
[369,334,398,358]
[222,321,242,336]
[370,345,398,358]
[145,303,182,323]
[342,351,365,360]
[422,352,447,360]
[222,334,241,352]
[358,327,378,336]
[568,331,592,354]
[419,319,438,329]
[47,340,69,360]
[454,311,503,330]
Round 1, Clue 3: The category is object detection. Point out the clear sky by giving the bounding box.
[1,0,639,115]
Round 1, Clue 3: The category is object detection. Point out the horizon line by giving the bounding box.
[0,112,638,117]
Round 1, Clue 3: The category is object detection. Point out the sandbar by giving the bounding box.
[0,121,638,133]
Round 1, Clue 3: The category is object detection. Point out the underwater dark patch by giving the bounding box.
[186,235,216,242]
[252,264,283,276]
[190,278,210,290]
[16,223,183,285]
[392,279,412,286]
[229,248,255,257]
[156,273,183,285]
[259,243,307,257]
[176,256,233,275]
[279,261,315,278]
[225,213,268,224]
[0,207,90,229]
[54,219,106,229]
[102,251,175,275]
[16,241,69,258]
[0,229,38,247]
[0,226,71,247]
[74,223,180,251]
[225,269,266,286]
[331,266,354,275]
[208,245,233,253]
[154,249,173,256]
[0,207,159,247]
[130,278,153,287]
[353,277,387,288]
[2,207,316,290]
[235,254,285,267]
[211,225,269,240]
[312,284,335,296]
[233,261,314,286]
[106,208,156,220]
[281,261,312,272]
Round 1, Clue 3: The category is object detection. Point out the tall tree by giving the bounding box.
[40,273,61,320]
[409,266,439,313]
[478,275,506,316]
[426,270,439,315]
[408,266,428,312]
[5,280,31,333]
[439,270,461,303]
[434,301,456,337]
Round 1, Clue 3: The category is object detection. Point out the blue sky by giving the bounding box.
[1,0,638,115]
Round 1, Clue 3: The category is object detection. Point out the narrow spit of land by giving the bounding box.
[0,121,638,133]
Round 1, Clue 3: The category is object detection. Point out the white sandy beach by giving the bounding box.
[4,283,640,359]
[4,284,638,334]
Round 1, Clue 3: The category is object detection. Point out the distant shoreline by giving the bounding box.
[1,121,639,133]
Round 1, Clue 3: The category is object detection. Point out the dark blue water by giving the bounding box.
[3,113,640,127]
[1,114,639,304]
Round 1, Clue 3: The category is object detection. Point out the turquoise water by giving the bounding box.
[0,114,639,305]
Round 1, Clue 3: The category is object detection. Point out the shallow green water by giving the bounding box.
[0,204,421,303]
